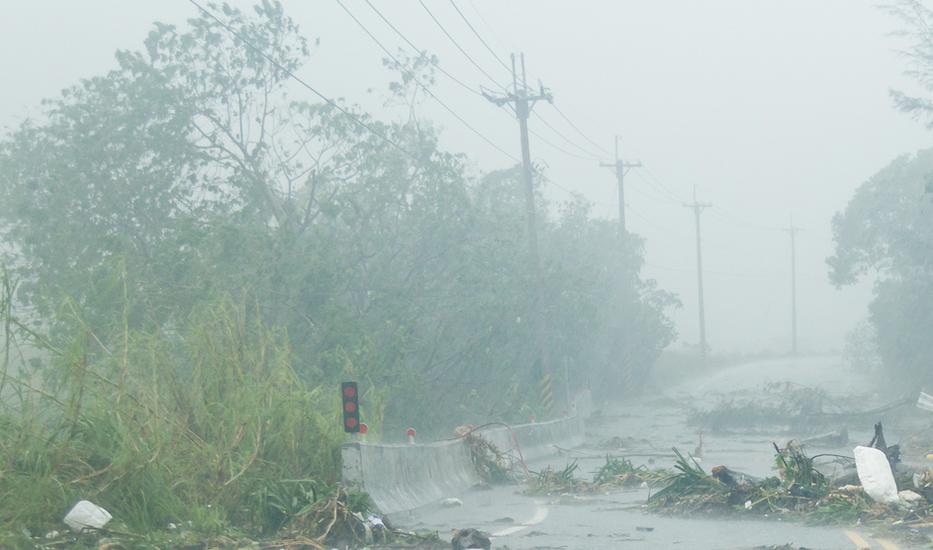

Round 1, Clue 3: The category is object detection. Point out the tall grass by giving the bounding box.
[0,291,344,537]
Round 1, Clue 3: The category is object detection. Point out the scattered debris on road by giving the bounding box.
[646,438,933,546]
[523,456,668,496]
[451,527,491,550]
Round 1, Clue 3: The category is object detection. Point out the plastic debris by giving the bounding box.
[899,490,923,503]
[63,500,112,532]
[853,446,899,504]
[366,514,385,529]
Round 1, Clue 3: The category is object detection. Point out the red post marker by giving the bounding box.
[406,427,416,445]
[530,414,537,424]
[359,423,368,438]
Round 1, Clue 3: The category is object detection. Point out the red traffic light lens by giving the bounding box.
[343,385,357,398]
[344,401,357,413]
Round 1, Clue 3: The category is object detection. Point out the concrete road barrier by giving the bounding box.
[341,414,585,514]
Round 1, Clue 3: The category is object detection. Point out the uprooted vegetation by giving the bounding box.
[523,456,668,496]
[689,382,910,434]
[690,383,836,432]
[459,427,521,485]
[647,444,933,540]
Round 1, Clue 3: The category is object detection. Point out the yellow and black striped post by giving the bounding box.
[539,371,554,415]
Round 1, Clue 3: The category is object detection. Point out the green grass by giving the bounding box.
[0,296,345,540]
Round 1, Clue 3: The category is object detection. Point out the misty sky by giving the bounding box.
[2,0,931,353]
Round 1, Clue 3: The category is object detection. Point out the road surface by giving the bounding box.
[399,356,920,549]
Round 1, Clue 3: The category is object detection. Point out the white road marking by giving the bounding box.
[492,501,549,537]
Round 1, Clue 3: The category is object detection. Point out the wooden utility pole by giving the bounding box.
[784,220,802,355]
[684,187,712,360]
[484,53,552,374]
[599,135,641,233]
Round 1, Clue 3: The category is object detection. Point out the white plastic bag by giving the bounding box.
[853,446,899,504]
[64,500,112,532]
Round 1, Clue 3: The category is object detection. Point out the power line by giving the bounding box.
[627,178,681,206]
[418,0,510,92]
[640,165,687,203]
[631,171,681,206]
[528,125,600,160]
[452,1,611,160]
[364,1,598,166]
[708,205,782,232]
[364,0,484,99]
[466,0,514,54]
[531,112,603,160]
[424,0,619,168]
[336,0,517,161]
[448,0,512,73]
[186,0,419,161]
[550,104,612,157]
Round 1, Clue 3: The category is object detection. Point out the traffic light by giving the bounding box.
[341,382,360,433]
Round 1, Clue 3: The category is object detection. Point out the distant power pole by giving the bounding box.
[599,135,641,233]
[683,187,712,360]
[483,53,553,374]
[784,220,803,355]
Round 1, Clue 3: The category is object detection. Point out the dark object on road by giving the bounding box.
[451,528,491,550]
[635,526,655,532]
[867,421,900,466]
[711,465,761,487]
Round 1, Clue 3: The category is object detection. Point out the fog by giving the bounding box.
[6,3,933,547]
[2,0,930,354]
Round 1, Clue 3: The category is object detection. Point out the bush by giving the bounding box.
[0,296,343,536]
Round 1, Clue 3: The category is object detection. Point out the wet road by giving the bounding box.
[398,356,920,549]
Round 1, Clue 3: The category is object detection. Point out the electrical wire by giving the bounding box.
[364,0,484,99]
[186,0,419,161]
[530,112,602,160]
[457,0,612,159]
[550,103,612,157]
[418,0,510,92]
[448,0,512,73]
[639,165,687,204]
[336,0,517,161]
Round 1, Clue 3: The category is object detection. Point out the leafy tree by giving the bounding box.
[0,1,676,434]
[828,149,933,384]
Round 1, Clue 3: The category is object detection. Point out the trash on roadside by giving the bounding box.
[451,527,491,550]
[854,445,899,504]
[898,489,923,503]
[916,391,933,413]
[635,526,654,532]
[284,487,438,548]
[63,500,112,533]
[441,497,463,508]
[366,514,385,530]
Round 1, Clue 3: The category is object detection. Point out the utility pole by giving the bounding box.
[599,135,641,233]
[484,53,553,376]
[683,187,712,360]
[784,220,802,355]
